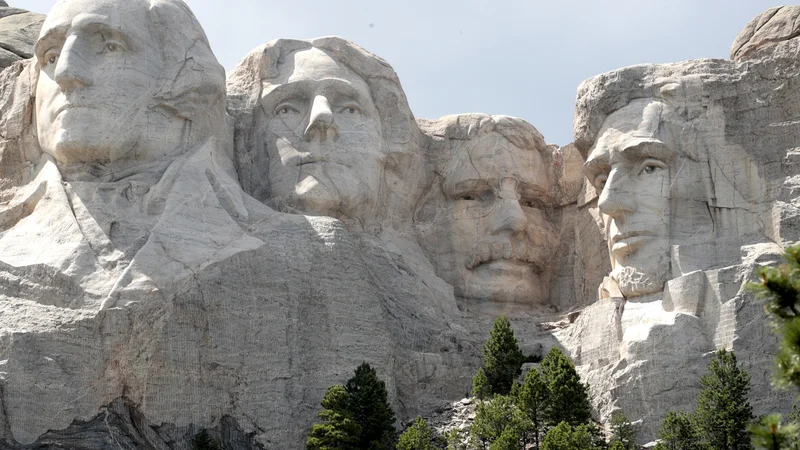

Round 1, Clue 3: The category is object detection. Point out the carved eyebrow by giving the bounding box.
[262,78,373,108]
[616,141,675,163]
[583,153,610,180]
[34,26,68,59]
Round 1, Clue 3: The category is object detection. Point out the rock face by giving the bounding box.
[567,15,800,440]
[0,4,44,71]
[0,0,797,448]
[731,6,800,61]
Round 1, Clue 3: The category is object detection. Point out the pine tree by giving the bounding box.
[748,245,800,389]
[608,412,636,450]
[471,394,530,450]
[654,411,699,450]
[749,413,800,450]
[345,363,397,450]
[693,349,754,450]
[539,347,592,428]
[473,367,490,401]
[516,367,548,449]
[397,417,437,450]
[540,422,597,450]
[191,429,221,450]
[306,385,362,450]
[483,315,525,395]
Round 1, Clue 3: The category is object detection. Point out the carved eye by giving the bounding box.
[275,104,299,115]
[641,161,665,175]
[339,105,361,114]
[105,43,119,52]
[47,54,58,65]
[594,175,608,190]
[522,198,544,209]
[457,194,476,201]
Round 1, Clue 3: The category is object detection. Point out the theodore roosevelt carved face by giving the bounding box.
[419,114,558,306]
[583,100,673,298]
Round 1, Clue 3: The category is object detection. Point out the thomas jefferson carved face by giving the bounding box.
[34,0,163,166]
[259,47,384,220]
[584,100,674,298]
[435,127,557,304]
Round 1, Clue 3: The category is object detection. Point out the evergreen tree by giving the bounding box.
[471,394,530,450]
[345,363,397,450]
[540,422,597,450]
[608,412,636,450]
[397,417,437,450]
[306,385,362,450]
[473,367,490,401]
[539,347,592,428]
[483,316,525,395]
[749,413,800,450]
[516,367,548,449]
[693,349,754,450]
[654,411,699,450]
[748,244,800,389]
[191,429,221,450]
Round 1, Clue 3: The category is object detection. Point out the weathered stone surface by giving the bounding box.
[568,18,800,441]
[1,1,799,448]
[731,6,800,61]
[0,6,44,71]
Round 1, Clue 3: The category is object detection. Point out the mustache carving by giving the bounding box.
[466,239,549,273]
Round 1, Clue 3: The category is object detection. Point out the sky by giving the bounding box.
[18,0,782,146]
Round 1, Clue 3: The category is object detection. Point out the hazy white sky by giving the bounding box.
[18,0,781,145]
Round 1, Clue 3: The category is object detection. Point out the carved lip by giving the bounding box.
[609,230,655,246]
[609,230,658,257]
[55,103,90,116]
[473,259,536,277]
[296,155,350,168]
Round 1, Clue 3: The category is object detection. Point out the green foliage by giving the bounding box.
[747,245,800,389]
[516,367,548,449]
[397,417,437,450]
[539,347,592,428]
[694,349,754,450]
[483,316,525,396]
[471,394,531,450]
[749,413,800,450]
[608,412,636,450]
[488,426,522,450]
[191,429,221,450]
[445,428,468,450]
[346,363,397,450]
[473,367,490,401]
[655,411,700,450]
[306,385,362,450]
[540,422,597,450]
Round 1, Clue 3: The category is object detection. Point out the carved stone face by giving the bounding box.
[34,0,162,166]
[584,100,674,298]
[437,131,556,304]
[259,47,383,220]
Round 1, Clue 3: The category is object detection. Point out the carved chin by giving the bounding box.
[612,265,669,298]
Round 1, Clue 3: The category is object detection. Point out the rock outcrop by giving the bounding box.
[0,3,43,71]
[0,1,797,447]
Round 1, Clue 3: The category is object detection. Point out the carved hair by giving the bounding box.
[572,61,735,160]
[146,0,226,141]
[227,36,419,197]
[417,113,548,155]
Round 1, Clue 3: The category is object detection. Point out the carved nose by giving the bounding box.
[53,36,92,92]
[304,95,337,142]
[490,198,528,235]
[597,169,636,219]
